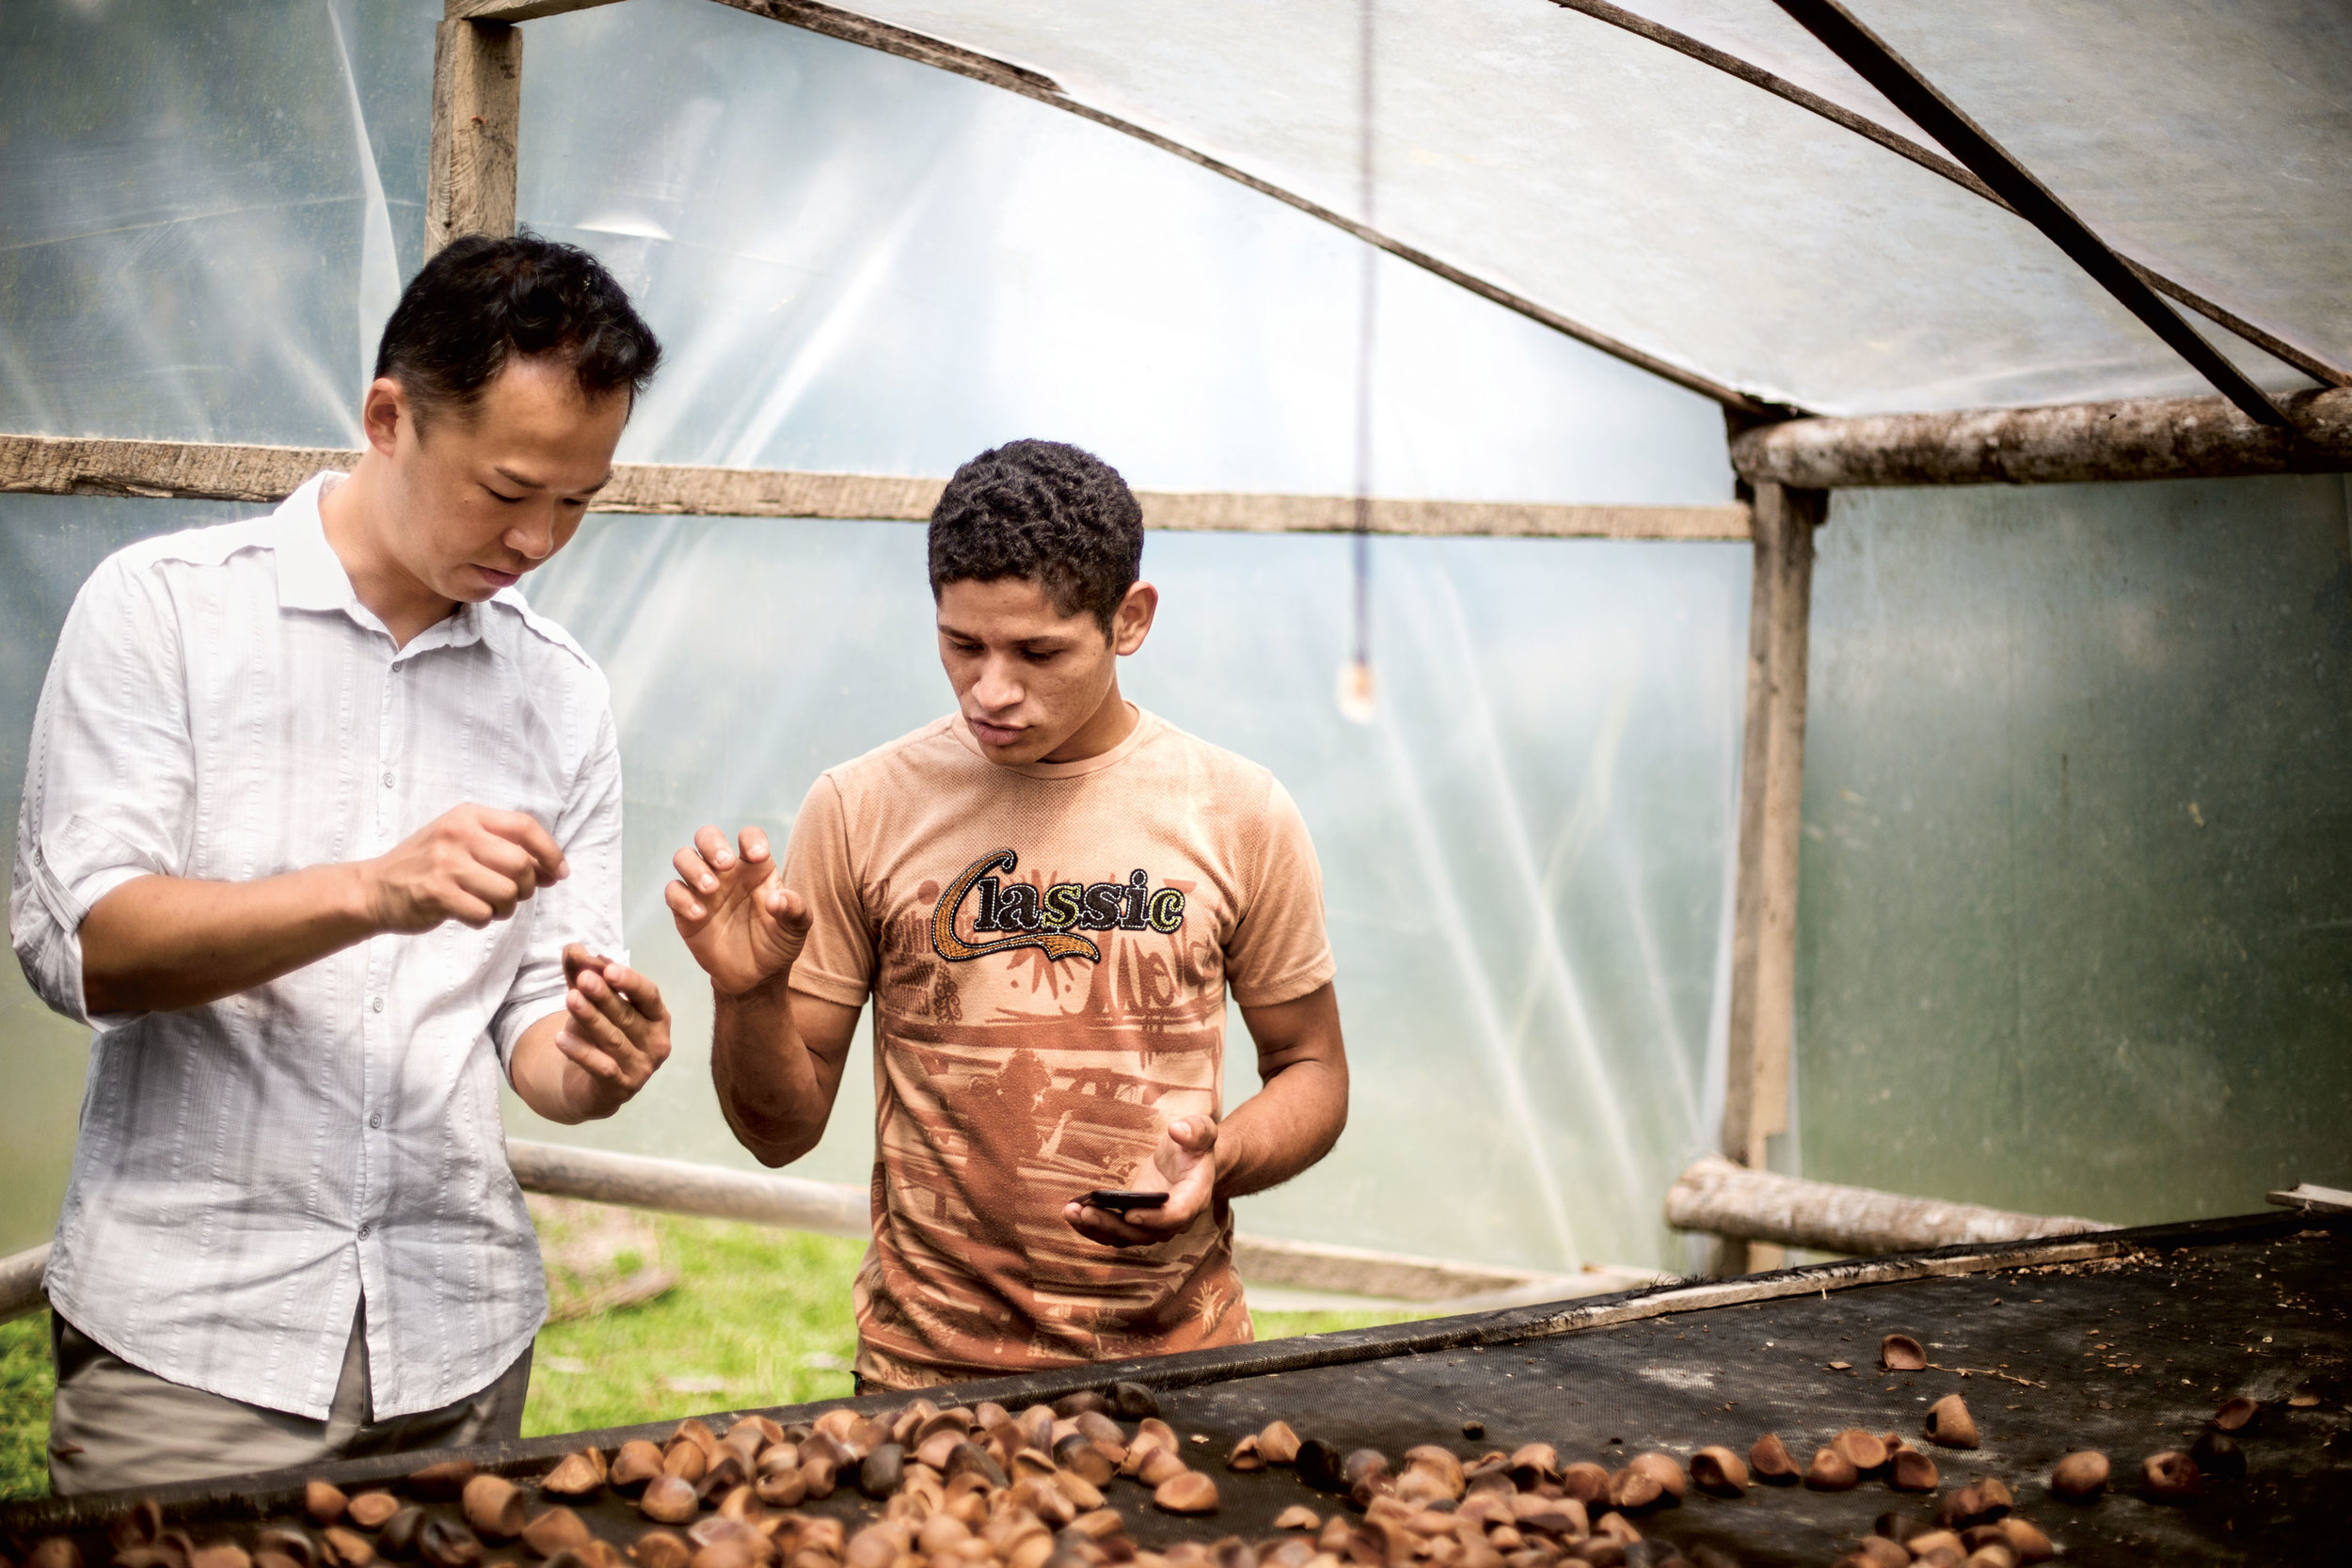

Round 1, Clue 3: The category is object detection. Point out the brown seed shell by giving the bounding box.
[522,1512,593,1560]
[1137,1449,1190,1487]
[417,1520,480,1568]
[1152,1471,1219,1514]
[1748,1433,1798,1482]
[1557,1462,1612,1504]
[1889,1449,1940,1493]
[630,1533,691,1568]
[1879,1335,1928,1371]
[1688,1447,1748,1497]
[305,1482,349,1528]
[321,1531,375,1568]
[2048,1450,2107,1500]
[612,1444,666,1494]
[1258,1421,1303,1465]
[640,1477,701,1526]
[1805,1448,1859,1491]
[1834,1430,1889,1472]
[2140,1449,2200,1503]
[462,1477,527,1542]
[1852,1539,1909,1568]
[1607,1469,1662,1512]
[1924,1395,1979,1450]
[542,1454,606,1501]
[1225,1435,1264,1473]
[2211,1396,2258,1433]
[408,1464,477,1503]
[1273,1507,1321,1532]
[1996,1518,2053,1565]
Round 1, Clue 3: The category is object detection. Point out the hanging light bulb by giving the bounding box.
[1338,0,1379,726]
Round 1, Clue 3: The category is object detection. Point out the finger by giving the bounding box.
[1064,1203,1157,1248]
[672,846,723,897]
[598,962,667,1022]
[1169,1116,1218,1151]
[555,1029,625,1085]
[451,864,524,922]
[760,882,812,931]
[665,878,711,927]
[693,825,737,873]
[738,825,772,866]
[574,966,643,1037]
[567,987,644,1069]
[479,810,568,882]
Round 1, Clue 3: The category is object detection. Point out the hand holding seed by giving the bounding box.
[1065,1115,1219,1246]
[553,944,672,1108]
[667,825,812,994]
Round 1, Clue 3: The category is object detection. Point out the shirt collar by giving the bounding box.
[272,470,498,654]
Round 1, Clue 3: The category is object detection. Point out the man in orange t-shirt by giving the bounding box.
[668,439,1350,1388]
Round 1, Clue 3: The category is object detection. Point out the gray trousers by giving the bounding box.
[49,1307,532,1497]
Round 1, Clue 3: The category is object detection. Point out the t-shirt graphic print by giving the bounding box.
[780,709,1335,1386]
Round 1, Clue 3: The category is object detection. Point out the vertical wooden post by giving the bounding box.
[1714,480,1823,1275]
[426,18,523,255]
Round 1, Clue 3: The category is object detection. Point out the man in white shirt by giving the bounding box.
[10,234,672,1493]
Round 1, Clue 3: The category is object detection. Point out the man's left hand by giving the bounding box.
[554,942,671,1113]
[1064,1115,1218,1247]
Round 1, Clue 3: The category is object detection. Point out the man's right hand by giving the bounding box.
[358,804,569,932]
[667,825,811,995]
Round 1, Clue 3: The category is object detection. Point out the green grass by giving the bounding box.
[0,1215,1420,1501]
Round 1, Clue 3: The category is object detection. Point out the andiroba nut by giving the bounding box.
[2140,1450,2200,1503]
[1924,1395,1979,1450]
[408,1463,477,1503]
[308,1481,350,1527]
[542,1453,606,1500]
[1805,1448,1860,1491]
[1975,1478,2013,1518]
[1272,1507,1320,1532]
[381,1507,429,1559]
[639,1477,701,1525]
[1995,1518,2054,1565]
[1835,1430,1889,1472]
[1749,1433,1799,1483]
[1689,1447,1748,1497]
[1880,1335,1928,1372]
[417,1519,482,1568]
[612,1443,665,1494]
[2048,1450,2107,1500]
[630,1533,691,1568]
[2211,1396,2258,1433]
[1889,1449,1940,1493]
[322,1530,375,1568]
[2191,1429,2246,1481]
[523,1510,592,1559]
[1152,1471,1218,1514]
[462,1476,527,1541]
[1608,1468,1663,1512]
[1257,1420,1302,1465]
[1559,1462,1613,1504]
[1851,1539,1908,1568]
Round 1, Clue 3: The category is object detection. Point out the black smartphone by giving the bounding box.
[1079,1189,1169,1213]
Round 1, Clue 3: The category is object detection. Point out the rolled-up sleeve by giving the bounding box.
[9,556,194,1030]
[491,699,624,1069]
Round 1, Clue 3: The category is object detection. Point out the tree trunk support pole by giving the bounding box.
[1716,480,1822,1275]
[426,16,523,255]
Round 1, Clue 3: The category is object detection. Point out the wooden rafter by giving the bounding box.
[0,435,1751,541]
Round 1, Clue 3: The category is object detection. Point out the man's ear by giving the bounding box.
[359,376,410,458]
[1111,580,1158,657]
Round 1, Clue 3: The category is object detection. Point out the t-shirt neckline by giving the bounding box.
[947,704,1160,780]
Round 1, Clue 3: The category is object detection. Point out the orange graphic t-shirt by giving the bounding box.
[781,708,1336,1386]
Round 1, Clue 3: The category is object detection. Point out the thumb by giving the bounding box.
[1169,1115,1217,1152]
[760,883,813,942]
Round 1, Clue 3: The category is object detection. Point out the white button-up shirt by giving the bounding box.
[9,473,623,1418]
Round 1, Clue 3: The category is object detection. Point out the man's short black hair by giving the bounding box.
[928,440,1144,633]
[373,232,660,425]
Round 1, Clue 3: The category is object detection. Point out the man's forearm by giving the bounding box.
[711,975,839,1166]
[508,1013,616,1124]
[80,865,376,1016]
[1215,1054,1349,1200]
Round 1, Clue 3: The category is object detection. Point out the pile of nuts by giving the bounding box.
[2,1345,2281,1568]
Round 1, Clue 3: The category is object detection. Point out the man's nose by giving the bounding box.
[971,657,1023,712]
[506,505,559,562]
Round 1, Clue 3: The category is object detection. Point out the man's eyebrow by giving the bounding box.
[493,466,613,497]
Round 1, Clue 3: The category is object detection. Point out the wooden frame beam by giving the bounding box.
[1733,386,2352,489]
[0,436,1751,541]
[1715,479,1820,1275]
[426,13,525,253]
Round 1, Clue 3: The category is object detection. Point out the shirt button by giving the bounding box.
[371,996,384,1013]
[369,1112,383,1129]
[381,771,394,788]
[357,1224,371,1239]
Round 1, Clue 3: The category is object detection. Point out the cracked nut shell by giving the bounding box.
[2048,1451,2107,1500]
[1924,1395,1979,1450]
[1689,1447,1748,1497]
[1880,1335,1928,1371]
[1749,1433,1799,1483]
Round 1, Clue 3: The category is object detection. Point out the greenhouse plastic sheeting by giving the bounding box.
[0,498,1751,1275]
[1797,475,2352,1226]
[799,0,2323,413]
[0,0,1746,1273]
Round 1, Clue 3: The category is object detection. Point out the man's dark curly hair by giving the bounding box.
[373,232,660,427]
[928,440,1144,633]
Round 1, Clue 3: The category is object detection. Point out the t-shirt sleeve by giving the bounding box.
[1224,774,1337,1008]
[781,772,877,1008]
